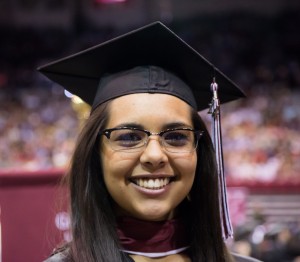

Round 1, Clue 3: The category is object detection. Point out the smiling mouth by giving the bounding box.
[130,177,174,190]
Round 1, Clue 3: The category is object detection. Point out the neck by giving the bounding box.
[116,216,189,258]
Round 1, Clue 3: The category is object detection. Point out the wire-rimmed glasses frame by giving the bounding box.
[99,127,204,153]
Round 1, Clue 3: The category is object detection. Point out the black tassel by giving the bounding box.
[209,79,233,239]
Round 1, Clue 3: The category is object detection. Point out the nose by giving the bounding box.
[140,137,168,169]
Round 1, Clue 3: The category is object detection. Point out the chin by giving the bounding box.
[134,209,175,221]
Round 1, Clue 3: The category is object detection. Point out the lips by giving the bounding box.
[130,177,174,190]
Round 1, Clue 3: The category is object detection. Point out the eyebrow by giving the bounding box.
[112,122,193,130]
[113,123,144,129]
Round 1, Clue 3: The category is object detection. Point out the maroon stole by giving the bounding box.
[116,216,189,258]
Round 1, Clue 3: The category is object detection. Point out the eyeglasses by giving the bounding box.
[99,127,204,153]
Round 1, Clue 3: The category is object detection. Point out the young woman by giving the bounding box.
[40,22,260,262]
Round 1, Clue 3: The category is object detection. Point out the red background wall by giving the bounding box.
[0,170,67,262]
[1,170,299,262]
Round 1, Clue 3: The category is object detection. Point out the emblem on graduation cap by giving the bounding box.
[38,21,245,239]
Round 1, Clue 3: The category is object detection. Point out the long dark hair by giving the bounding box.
[64,101,233,262]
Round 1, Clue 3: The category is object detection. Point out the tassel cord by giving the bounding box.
[209,82,233,239]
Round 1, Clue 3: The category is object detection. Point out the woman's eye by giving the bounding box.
[164,131,189,146]
[112,130,144,147]
[117,132,142,141]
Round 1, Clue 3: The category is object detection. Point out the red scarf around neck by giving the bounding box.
[116,216,189,257]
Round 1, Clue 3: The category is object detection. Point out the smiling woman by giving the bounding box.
[38,22,260,262]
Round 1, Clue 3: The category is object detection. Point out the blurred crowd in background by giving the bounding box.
[0,11,300,261]
[1,12,299,182]
[0,85,79,170]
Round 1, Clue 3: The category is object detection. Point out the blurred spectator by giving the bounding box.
[0,85,79,170]
[222,88,300,183]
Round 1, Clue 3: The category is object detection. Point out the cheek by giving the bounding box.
[172,152,197,174]
[171,153,197,189]
[101,157,125,200]
[100,149,136,188]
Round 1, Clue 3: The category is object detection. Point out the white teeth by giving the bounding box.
[148,179,154,188]
[135,178,171,189]
[154,179,160,188]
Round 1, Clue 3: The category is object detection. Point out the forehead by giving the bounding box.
[106,93,193,128]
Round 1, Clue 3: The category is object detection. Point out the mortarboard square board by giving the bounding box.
[38,21,245,111]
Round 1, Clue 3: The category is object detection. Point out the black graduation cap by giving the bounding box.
[38,21,245,111]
